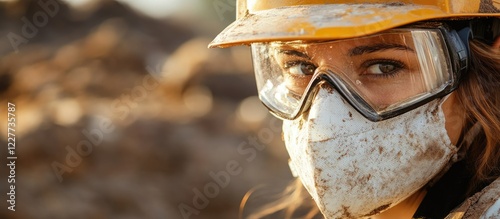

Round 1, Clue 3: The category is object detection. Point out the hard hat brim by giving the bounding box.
[209,4,496,48]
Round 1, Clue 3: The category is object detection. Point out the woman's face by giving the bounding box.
[275,32,466,218]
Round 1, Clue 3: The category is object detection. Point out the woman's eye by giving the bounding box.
[367,63,397,74]
[363,60,405,76]
[285,61,317,76]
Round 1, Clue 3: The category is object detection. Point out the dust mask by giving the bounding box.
[283,87,458,218]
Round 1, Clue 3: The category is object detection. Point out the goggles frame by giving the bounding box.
[255,22,470,122]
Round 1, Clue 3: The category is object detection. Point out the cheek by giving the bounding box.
[441,93,465,145]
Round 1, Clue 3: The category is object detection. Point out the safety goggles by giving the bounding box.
[251,23,469,121]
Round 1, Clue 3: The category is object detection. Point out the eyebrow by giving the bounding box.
[348,43,415,56]
[276,49,310,59]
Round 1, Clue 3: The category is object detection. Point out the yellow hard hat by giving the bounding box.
[209,0,500,48]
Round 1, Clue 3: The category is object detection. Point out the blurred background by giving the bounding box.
[0,0,293,218]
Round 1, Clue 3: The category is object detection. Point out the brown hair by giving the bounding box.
[456,39,500,192]
[241,179,319,219]
[243,33,500,219]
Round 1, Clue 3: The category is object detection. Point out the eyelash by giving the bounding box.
[284,60,314,68]
[283,60,317,76]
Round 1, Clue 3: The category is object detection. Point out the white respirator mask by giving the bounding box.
[283,87,458,218]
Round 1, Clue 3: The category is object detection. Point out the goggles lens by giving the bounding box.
[252,28,457,121]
